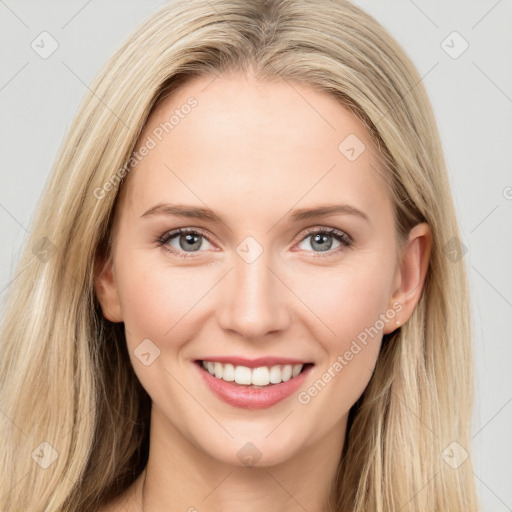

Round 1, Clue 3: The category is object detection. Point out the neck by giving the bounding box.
[139,404,346,512]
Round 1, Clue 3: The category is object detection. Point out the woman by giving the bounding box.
[0,0,479,510]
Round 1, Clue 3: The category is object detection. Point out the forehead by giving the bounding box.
[120,73,392,225]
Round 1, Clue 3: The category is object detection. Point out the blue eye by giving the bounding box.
[297,228,352,255]
[157,227,352,258]
[157,228,213,258]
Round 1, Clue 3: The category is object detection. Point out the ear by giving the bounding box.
[94,251,123,323]
[383,222,432,334]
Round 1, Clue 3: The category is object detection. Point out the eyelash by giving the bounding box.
[156,227,353,259]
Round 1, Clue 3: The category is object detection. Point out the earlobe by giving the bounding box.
[93,253,123,323]
[383,222,432,334]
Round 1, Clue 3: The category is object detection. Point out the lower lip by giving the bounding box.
[195,362,313,409]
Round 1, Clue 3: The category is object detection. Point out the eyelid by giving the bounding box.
[296,226,353,245]
[291,226,353,256]
[157,225,352,257]
[156,227,217,248]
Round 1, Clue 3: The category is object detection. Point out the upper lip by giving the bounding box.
[197,356,312,368]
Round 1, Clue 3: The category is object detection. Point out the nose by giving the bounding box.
[216,249,291,340]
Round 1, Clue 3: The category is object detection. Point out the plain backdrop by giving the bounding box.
[1,1,511,510]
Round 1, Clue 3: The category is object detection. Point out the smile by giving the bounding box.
[194,358,314,409]
[201,360,306,387]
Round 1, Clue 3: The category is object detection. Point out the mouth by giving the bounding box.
[196,359,313,388]
[194,358,314,409]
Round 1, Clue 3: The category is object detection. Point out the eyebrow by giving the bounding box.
[141,203,370,223]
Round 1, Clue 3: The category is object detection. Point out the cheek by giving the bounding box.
[115,266,170,343]
[115,252,192,333]
[301,263,392,344]
[113,253,212,401]
[296,258,394,395]
[293,270,391,427]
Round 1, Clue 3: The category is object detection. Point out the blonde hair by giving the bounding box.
[0,1,479,510]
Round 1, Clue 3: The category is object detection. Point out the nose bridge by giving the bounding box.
[217,245,289,338]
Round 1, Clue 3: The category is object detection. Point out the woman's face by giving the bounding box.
[96,72,429,468]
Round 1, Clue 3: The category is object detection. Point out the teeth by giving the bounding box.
[234,365,252,385]
[282,365,292,382]
[269,365,282,384]
[214,362,223,379]
[222,363,235,381]
[251,366,270,386]
[202,361,304,386]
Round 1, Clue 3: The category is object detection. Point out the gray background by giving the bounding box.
[1,1,511,510]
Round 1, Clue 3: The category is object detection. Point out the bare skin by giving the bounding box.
[96,71,431,512]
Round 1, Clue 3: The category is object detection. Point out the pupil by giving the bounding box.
[176,232,334,253]
[312,233,332,252]
[180,233,201,251]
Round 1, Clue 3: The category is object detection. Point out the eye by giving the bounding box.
[157,228,215,258]
[296,227,352,255]
[156,226,353,259]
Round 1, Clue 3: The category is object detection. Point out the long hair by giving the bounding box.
[0,1,478,510]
